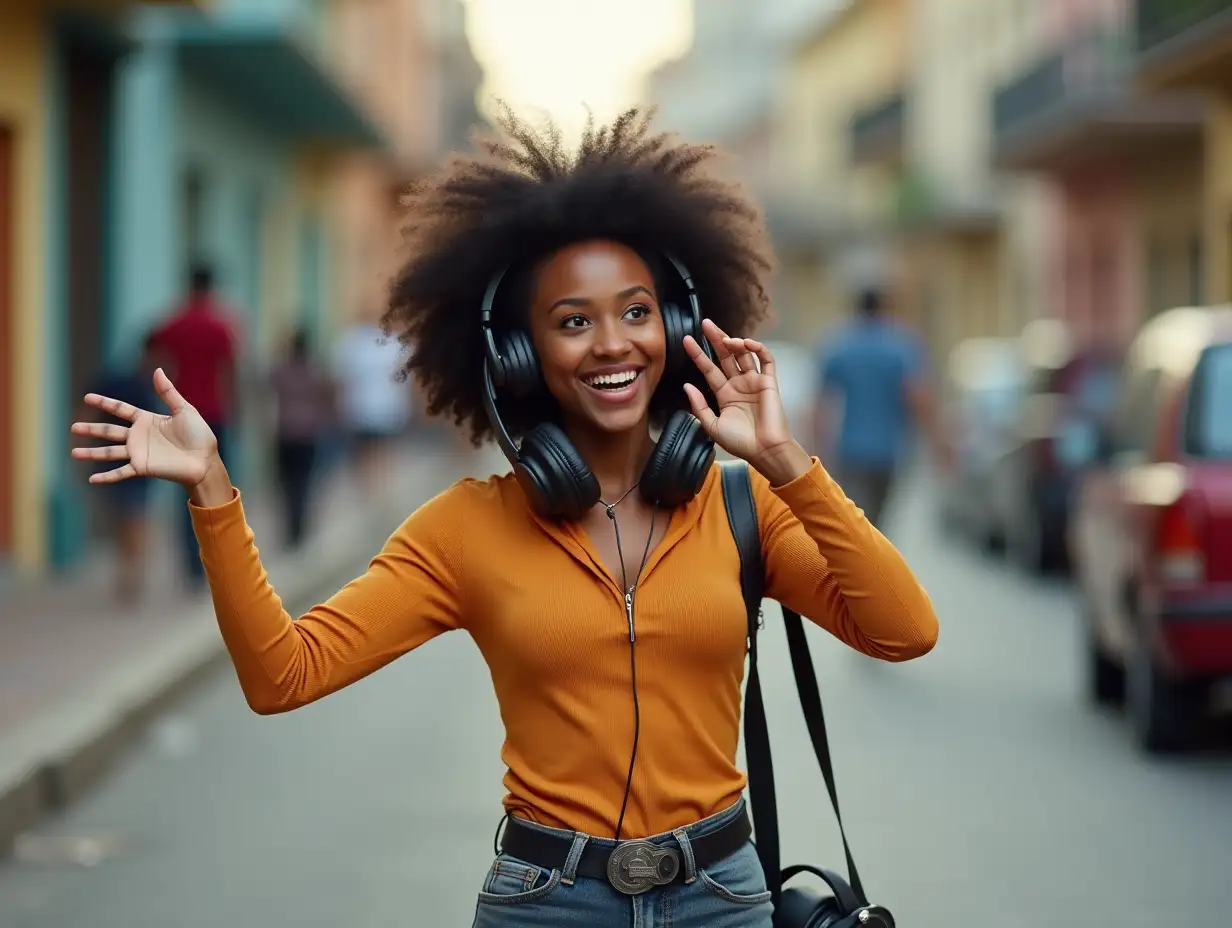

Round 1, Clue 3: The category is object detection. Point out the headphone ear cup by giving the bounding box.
[496,330,542,396]
[516,422,600,520]
[640,410,715,508]
[660,302,694,371]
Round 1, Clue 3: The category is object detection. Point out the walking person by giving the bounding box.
[71,108,938,927]
[332,313,413,496]
[149,262,241,586]
[813,287,951,530]
[269,328,333,550]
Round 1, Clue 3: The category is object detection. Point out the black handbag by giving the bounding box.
[719,461,896,928]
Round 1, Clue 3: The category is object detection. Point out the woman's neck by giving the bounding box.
[564,419,656,504]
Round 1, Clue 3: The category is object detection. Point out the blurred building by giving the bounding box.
[643,0,837,342]
[771,0,911,347]
[1135,0,1232,308]
[0,0,484,579]
[992,0,1205,355]
[644,0,1232,388]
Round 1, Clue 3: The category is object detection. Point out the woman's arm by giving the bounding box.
[754,458,938,662]
[190,464,466,714]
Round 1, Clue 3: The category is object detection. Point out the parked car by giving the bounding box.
[1070,306,1232,752]
[937,337,1027,549]
[986,320,1122,573]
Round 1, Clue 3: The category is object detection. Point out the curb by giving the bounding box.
[0,449,474,860]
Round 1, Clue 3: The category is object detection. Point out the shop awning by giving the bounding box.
[174,21,385,149]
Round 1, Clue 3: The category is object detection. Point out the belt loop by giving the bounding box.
[672,828,698,885]
[560,832,590,886]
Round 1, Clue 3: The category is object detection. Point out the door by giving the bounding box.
[64,39,117,549]
[0,127,13,559]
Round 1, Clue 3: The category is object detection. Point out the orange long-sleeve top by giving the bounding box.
[190,457,938,839]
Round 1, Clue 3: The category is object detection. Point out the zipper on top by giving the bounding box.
[624,588,636,643]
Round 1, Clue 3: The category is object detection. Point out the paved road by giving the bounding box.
[2,464,1230,927]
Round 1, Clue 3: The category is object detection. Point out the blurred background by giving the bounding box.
[2,0,1232,925]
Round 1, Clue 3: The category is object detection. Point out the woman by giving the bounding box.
[70,107,938,927]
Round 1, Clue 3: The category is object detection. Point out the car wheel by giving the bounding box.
[1126,643,1200,753]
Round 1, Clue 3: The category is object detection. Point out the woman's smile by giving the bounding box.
[579,364,646,405]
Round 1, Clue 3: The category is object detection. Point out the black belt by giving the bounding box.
[499,806,752,895]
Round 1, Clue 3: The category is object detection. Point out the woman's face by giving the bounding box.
[528,240,667,437]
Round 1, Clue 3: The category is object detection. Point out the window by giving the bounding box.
[1185,343,1232,459]
[1188,231,1203,305]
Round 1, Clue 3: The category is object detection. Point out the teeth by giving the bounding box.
[586,370,639,388]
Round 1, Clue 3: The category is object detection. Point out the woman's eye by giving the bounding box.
[625,303,651,320]
[561,314,590,329]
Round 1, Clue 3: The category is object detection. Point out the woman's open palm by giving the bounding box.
[71,369,219,488]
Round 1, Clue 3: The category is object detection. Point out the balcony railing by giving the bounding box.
[993,26,1129,143]
[850,92,905,163]
[1137,0,1232,53]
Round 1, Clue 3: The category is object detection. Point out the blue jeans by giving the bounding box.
[471,799,773,928]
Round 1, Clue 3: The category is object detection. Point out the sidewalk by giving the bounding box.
[0,438,496,857]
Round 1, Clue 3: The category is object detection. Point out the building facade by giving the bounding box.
[0,0,205,577]
[1,0,483,580]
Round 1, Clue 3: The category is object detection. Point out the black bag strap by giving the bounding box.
[718,460,868,907]
[719,461,779,900]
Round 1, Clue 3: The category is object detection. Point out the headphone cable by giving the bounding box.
[605,499,658,842]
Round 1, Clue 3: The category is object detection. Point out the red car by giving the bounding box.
[1071,306,1232,752]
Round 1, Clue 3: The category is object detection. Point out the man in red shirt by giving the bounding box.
[150,263,240,586]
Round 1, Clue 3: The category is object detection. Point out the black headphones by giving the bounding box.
[480,251,717,520]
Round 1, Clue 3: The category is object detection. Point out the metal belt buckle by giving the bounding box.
[607,839,681,895]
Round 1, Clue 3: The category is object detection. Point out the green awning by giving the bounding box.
[174,21,385,149]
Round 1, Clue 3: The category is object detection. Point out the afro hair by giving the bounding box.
[382,104,775,447]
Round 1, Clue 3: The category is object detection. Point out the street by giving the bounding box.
[2,464,1230,928]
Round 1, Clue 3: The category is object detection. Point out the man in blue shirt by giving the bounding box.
[814,288,949,529]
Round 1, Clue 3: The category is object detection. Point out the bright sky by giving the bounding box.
[463,0,694,145]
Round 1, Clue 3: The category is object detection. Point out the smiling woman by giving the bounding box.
[69,105,938,928]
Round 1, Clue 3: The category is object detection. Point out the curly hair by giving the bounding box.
[382,104,775,447]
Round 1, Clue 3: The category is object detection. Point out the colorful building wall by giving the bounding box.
[0,5,51,574]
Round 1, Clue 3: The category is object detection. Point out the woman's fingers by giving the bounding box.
[746,338,776,381]
[700,319,740,378]
[724,337,759,373]
[71,421,128,442]
[152,368,189,414]
[683,334,729,393]
[88,462,137,485]
[682,383,719,438]
[72,444,131,462]
[83,393,141,422]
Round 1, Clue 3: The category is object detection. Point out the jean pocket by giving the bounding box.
[697,841,773,905]
[476,854,562,906]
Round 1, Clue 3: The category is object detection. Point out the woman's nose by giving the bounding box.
[592,318,632,357]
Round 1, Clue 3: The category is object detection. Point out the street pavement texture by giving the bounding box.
[1,456,1229,927]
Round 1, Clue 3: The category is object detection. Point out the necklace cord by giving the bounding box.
[605,492,659,842]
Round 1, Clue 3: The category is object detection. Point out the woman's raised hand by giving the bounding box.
[71,369,221,489]
[682,319,813,486]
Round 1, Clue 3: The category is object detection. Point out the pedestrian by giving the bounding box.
[813,287,951,530]
[148,262,241,588]
[269,327,333,550]
[71,107,938,927]
[83,332,160,603]
[331,312,412,495]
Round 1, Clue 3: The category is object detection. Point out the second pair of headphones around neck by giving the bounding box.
[480,252,717,521]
